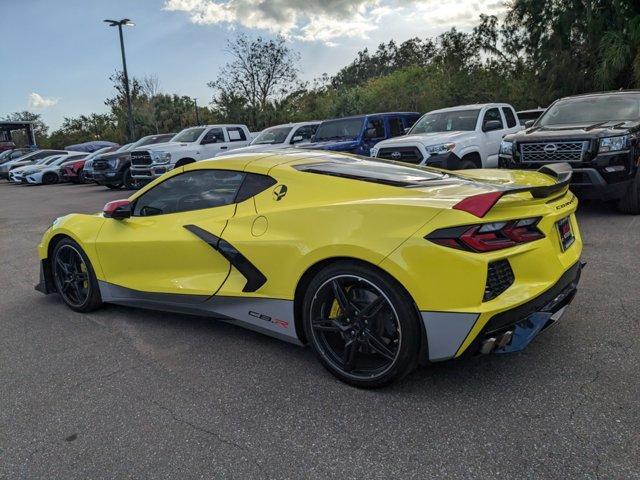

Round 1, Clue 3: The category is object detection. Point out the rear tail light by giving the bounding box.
[426,217,544,252]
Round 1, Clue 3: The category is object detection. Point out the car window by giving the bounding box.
[202,128,225,143]
[410,110,480,133]
[226,127,247,142]
[234,173,277,203]
[388,117,404,137]
[365,118,385,139]
[314,118,364,142]
[172,127,206,143]
[292,125,318,142]
[502,107,517,128]
[252,126,292,145]
[483,108,503,128]
[133,170,245,217]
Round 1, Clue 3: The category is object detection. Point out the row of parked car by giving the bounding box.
[1,90,638,213]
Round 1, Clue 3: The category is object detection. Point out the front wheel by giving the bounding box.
[618,170,640,214]
[42,172,58,185]
[52,238,103,312]
[123,167,141,190]
[302,262,421,388]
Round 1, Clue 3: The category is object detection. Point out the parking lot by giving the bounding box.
[0,181,638,479]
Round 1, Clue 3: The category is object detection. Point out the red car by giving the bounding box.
[60,145,119,183]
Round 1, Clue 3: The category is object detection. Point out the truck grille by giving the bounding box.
[131,151,152,167]
[484,259,515,302]
[520,141,588,163]
[377,147,423,164]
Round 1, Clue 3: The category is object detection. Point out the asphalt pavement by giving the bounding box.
[0,180,638,479]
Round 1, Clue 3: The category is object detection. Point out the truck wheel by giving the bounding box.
[459,160,477,169]
[618,170,640,214]
[123,167,141,190]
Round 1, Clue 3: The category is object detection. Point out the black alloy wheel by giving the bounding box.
[123,167,141,190]
[52,239,103,312]
[303,263,420,388]
[42,172,58,184]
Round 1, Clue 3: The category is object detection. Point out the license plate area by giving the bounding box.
[556,216,575,251]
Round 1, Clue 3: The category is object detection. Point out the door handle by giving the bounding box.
[220,146,228,150]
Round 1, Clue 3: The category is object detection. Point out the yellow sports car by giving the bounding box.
[36,151,583,387]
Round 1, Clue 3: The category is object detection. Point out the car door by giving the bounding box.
[95,168,246,296]
[481,108,505,167]
[225,126,249,151]
[199,127,227,159]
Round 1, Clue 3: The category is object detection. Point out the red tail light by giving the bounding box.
[426,218,544,252]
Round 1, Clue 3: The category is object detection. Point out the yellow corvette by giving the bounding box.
[36,151,583,387]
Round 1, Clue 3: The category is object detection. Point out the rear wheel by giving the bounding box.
[52,238,103,312]
[302,262,420,388]
[42,172,58,185]
[618,170,640,214]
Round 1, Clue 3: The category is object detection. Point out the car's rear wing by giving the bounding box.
[453,163,573,218]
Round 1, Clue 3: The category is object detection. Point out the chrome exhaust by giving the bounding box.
[480,330,513,354]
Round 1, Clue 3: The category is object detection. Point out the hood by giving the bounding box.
[304,140,360,151]
[133,141,189,153]
[507,120,639,141]
[379,131,472,147]
[94,151,132,162]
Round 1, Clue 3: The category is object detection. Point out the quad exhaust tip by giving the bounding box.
[480,330,513,354]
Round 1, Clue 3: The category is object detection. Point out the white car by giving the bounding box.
[9,154,66,183]
[0,149,69,179]
[370,103,522,169]
[215,121,320,157]
[130,124,252,180]
[16,153,87,185]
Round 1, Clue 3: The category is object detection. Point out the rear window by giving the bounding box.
[294,157,448,187]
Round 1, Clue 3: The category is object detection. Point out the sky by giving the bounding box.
[0,0,506,130]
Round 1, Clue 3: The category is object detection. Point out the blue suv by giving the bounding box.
[305,112,420,156]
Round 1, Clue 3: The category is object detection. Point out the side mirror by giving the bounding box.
[483,120,503,132]
[290,135,304,144]
[103,199,131,220]
[524,120,535,128]
[403,127,411,134]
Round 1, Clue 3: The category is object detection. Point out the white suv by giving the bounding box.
[130,124,252,180]
[370,103,522,169]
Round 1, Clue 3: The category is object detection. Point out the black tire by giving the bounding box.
[617,169,640,214]
[42,172,58,185]
[123,167,141,190]
[105,183,122,189]
[459,159,477,169]
[302,261,421,388]
[51,238,103,313]
[77,170,85,183]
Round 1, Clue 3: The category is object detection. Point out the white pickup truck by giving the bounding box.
[130,124,252,180]
[370,103,522,169]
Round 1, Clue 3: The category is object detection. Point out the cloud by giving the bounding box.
[28,92,58,109]
[164,0,506,44]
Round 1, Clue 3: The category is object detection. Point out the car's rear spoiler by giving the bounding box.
[453,163,573,218]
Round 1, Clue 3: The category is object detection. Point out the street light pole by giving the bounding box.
[193,97,200,124]
[104,19,135,142]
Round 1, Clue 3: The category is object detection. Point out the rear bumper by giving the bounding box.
[464,260,583,356]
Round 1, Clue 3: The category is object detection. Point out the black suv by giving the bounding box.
[499,91,640,213]
[93,133,175,189]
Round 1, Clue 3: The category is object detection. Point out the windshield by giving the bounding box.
[172,127,206,143]
[410,109,480,134]
[314,118,364,142]
[252,126,293,145]
[538,94,640,126]
[39,156,62,165]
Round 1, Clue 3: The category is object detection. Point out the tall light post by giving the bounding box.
[193,97,200,124]
[104,18,135,141]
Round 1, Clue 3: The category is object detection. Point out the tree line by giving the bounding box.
[4,0,640,149]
